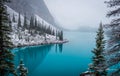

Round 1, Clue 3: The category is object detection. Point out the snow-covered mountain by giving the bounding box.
[6,0,56,27]
[7,6,61,47]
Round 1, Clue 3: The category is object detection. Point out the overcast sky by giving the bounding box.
[44,0,110,30]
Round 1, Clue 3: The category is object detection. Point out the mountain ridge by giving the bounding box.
[7,0,56,26]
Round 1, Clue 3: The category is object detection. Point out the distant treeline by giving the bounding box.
[11,13,63,40]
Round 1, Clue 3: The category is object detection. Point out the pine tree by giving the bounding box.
[105,0,120,75]
[34,18,38,33]
[59,31,63,41]
[18,12,21,28]
[61,31,63,40]
[23,13,28,30]
[89,23,107,76]
[0,0,17,76]
[56,30,58,40]
[34,18,37,27]
[12,13,16,22]
[29,16,34,35]
[29,16,34,30]
[8,15,12,32]
[52,29,55,35]
[17,60,28,76]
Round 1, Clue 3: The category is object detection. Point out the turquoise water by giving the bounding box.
[13,32,96,76]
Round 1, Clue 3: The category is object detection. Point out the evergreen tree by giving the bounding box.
[0,0,17,76]
[56,30,58,40]
[89,23,107,76]
[18,12,21,28]
[29,16,35,35]
[34,18,38,33]
[34,18,37,27]
[17,60,28,76]
[29,16,34,30]
[8,15,12,32]
[12,13,16,22]
[105,0,120,75]
[23,13,28,30]
[59,31,63,41]
[52,29,55,35]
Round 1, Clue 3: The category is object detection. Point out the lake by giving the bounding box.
[13,32,96,76]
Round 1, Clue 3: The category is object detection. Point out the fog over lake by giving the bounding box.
[45,0,110,31]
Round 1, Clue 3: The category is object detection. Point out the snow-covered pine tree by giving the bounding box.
[8,15,12,32]
[12,13,16,22]
[18,12,22,29]
[0,0,17,76]
[105,0,120,75]
[50,27,54,35]
[41,20,45,33]
[23,13,28,30]
[61,31,63,40]
[89,23,107,76]
[29,16,34,35]
[34,18,38,33]
[56,30,58,40]
[37,23,42,32]
[17,13,22,39]
[34,18,37,27]
[52,29,55,36]
[17,60,28,76]
[59,31,63,41]
[29,16,34,30]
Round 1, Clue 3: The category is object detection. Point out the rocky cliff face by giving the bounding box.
[7,0,56,26]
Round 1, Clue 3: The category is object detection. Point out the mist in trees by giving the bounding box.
[14,12,64,41]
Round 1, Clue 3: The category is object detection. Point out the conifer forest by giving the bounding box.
[0,0,120,76]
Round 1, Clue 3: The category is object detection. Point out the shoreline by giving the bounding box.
[14,40,69,48]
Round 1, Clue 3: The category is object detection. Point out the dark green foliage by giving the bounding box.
[28,16,57,36]
[34,18,37,27]
[18,13,21,28]
[52,29,55,35]
[8,15,12,32]
[89,23,107,76]
[56,30,63,41]
[23,13,28,30]
[56,30,58,40]
[0,0,16,76]
[29,16,34,30]
[105,0,120,75]
[111,68,120,76]
[17,60,28,76]
[59,31,63,41]
[60,31,63,40]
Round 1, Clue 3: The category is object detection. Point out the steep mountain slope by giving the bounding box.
[7,0,56,26]
[7,6,58,47]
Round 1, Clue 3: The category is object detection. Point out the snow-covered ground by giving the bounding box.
[7,6,67,47]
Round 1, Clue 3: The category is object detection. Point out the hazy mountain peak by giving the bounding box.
[7,0,56,26]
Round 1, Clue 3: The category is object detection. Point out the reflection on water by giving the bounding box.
[59,44,63,53]
[55,44,63,53]
[13,32,96,76]
[14,45,55,75]
[55,44,58,53]
[13,44,63,76]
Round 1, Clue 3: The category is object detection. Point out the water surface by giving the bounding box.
[13,32,96,76]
